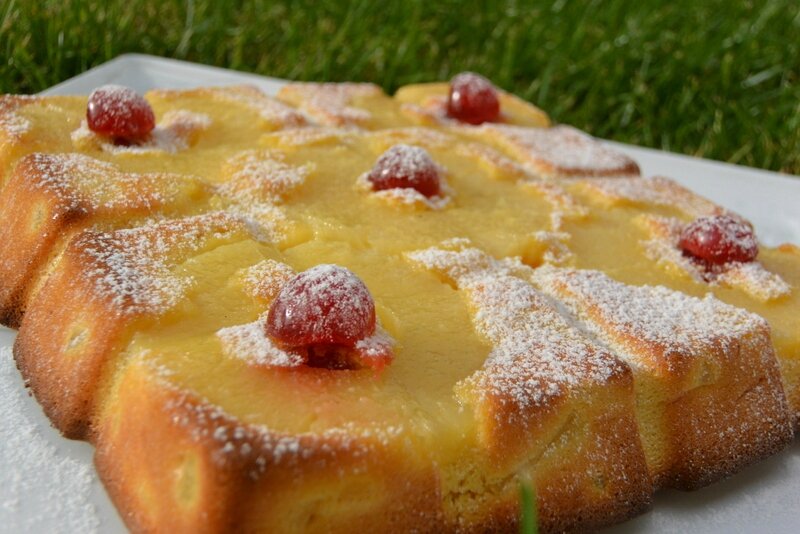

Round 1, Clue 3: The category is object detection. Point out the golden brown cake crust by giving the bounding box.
[0,152,212,327]
[532,266,794,489]
[95,359,446,534]
[14,212,249,439]
[95,358,652,534]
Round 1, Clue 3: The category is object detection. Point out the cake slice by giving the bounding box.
[406,243,652,531]
[393,74,637,178]
[461,124,641,178]
[563,174,800,428]
[0,153,212,326]
[277,82,413,129]
[531,266,793,488]
[394,73,551,127]
[14,212,253,438]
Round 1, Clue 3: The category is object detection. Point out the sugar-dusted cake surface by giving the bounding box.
[1,78,799,533]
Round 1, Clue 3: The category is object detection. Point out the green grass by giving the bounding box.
[519,481,539,534]
[1,0,798,173]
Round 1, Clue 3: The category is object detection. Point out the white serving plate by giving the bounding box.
[1,54,798,533]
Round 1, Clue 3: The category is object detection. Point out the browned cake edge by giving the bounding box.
[92,357,653,534]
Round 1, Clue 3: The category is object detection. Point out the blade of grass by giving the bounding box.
[519,481,538,534]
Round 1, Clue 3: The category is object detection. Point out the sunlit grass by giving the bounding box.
[1,0,798,173]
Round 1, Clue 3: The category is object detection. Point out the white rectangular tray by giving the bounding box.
[2,54,798,533]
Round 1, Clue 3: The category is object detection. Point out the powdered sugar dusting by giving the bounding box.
[224,202,292,244]
[159,109,212,138]
[71,110,211,154]
[406,243,625,411]
[531,230,575,265]
[367,185,452,209]
[217,314,305,367]
[372,144,435,179]
[0,347,100,533]
[216,149,314,244]
[532,266,769,368]
[221,260,305,367]
[456,141,530,179]
[718,261,792,301]
[262,127,353,147]
[399,85,505,127]
[453,72,494,92]
[0,112,31,142]
[639,215,791,301]
[279,82,382,127]
[368,127,454,150]
[80,212,244,315]
[481,124,640,177]
[3,80,799,532]
[220,149,313,203]
[521,181,588,230]
[82,233,191,315]
[208,86,308,127]
[530,266,793,492]
[581,176,722,217]
[143,85,308,128]
[158,371,404,476]
[147,85,307,127]
[23,152,198,212]
[218,314,395,369]
[639,215,701,268]
[399,98,451,125]
[240,259,296,301]
[0,96,35,146]
[354,326,394,359]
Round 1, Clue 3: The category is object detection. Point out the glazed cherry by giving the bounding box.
[266,265,376,347]
[86,84,156,139]
[679,214,758,266]
[446,72,501,125]
[367,144,441,198]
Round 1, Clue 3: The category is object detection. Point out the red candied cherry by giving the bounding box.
[446,72,501,125]
[678,214,758,266]
[266,265,376,347]
[367,144,441,198]
[86,84,156,139]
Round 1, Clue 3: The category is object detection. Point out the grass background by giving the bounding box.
[1,0,798,174]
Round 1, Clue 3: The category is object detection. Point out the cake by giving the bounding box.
[1,73,798,533]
